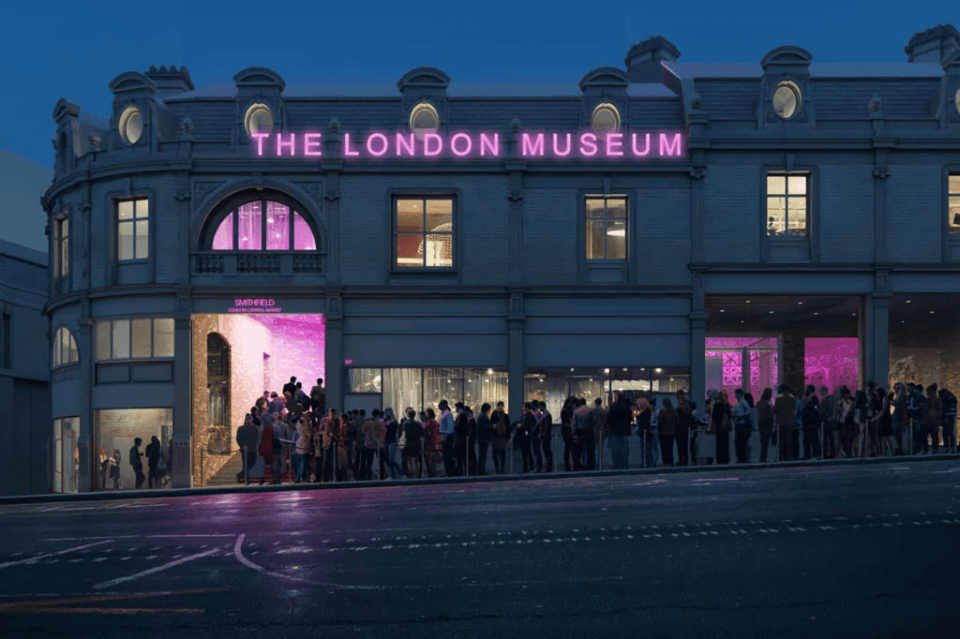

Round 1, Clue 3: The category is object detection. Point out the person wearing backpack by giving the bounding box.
[572,398,597,471]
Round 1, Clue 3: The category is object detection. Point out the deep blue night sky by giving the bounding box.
[0,0,952,170]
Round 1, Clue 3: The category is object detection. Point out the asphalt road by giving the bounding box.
[1,461,959,638]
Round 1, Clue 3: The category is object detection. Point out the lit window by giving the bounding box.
[119,106,143,144]
[766,173,809,238]
[117,198,149,261]
[949,174,960,234]
[244,103,274,137]
[772,82,801,119]
[52,326,79,369]
[591,104,621,137]
[409,103,439,139]
[394,196,454,268]
[54,214,69,279]
[585,195,627,260]
[956,87,960,116]
[95,318,174,361]
[209,199,318,251]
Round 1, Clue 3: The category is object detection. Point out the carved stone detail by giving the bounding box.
[294,182,323,204]
[194,181,224,204]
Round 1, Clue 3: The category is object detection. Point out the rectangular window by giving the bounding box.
[585,196,628,260]
[766,173,809,238]
[55,215,69,278]
[394,196,454,268]
[117,198,149,261]
[95,318,175,361]
[949,174,960,234]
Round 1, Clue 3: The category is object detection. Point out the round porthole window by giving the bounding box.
[591,103,620,136]
[118,106,143,144]
[955,86,960,116]
[244,103,274,136]
[772,81,801,119]
[409,103,440,138]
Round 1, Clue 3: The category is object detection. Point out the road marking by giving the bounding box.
[0,541,112,570]
[233,534,383,590]
[93,548,221,590]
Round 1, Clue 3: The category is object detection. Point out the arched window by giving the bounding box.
[207,195,318,252]
[52,326,79,369]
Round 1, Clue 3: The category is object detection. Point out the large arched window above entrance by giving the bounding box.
[205,192,319,252]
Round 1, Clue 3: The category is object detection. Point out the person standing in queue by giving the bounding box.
[129,437,145,489]
[491,401,510,475]
[515,402,536,473]
[438,400,456,477]
[560,397,576,472]
[476,403,493,475]
[537,400,554,472]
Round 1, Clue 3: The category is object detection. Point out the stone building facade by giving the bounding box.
[42,25,960,490]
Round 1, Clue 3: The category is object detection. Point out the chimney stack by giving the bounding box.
[145,65,195,98]
[624,35,681,84]
[905,24,960,67]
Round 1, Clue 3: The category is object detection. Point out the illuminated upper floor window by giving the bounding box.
[585,195,627,261]
[117,198,149,261]
[210,200,317,251]
[394,196,454,268]
[95,318,174,361]
[766,173,809,238]
[949,173,960,234]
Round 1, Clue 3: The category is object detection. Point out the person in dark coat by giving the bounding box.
[145,436,163,489]
[606,393,633,470]
[515,403,536,473]
[537,401,554,472]
[236,411,260,483]
[129,437,145,489]
[476,403,494,475]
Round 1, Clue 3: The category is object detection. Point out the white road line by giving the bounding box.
[233,534,383,590]
[92,548,221,590]
[0,541,113,569]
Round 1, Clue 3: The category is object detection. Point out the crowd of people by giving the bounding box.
[232,375,959,484]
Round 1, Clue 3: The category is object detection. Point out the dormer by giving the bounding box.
[625,35,681,88]
[757,46,815,128]
[51,99,80,176]
[233,67,286,150]
[108,71,157,152]
[145,64,195,99]
[397,67,450,134]
[578,67,630,135]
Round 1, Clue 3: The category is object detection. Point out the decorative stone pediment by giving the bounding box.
[233,67,286,91]
[397,67,451,90]
[108,71,158,96]
[579,67,629,92]
[52,98,80,124]
[760,46,814,76]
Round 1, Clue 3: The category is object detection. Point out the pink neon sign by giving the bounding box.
[228,298,282,313]
[251,131,685,160]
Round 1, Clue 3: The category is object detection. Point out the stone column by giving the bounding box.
[76,316,94,492]
[172,315,193,487]
[690,313,708,405]
[508,292,525,422]
[324,291,344,414]
[862,293,891,389]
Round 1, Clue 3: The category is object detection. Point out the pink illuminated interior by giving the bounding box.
[705,337,779,398]
[804,337,859,393]
[214,313,326,400]
[212,203,317,251]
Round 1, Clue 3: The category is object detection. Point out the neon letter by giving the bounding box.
[304,133,322,157]
[252,133,269,156]
[366,132,389,157]
[579,133,598,157]
[343,133,360,157]
[521,133,545,157]
[396,132,416,157]
[423,133,442,156]
[479,133,499,156]
[659,133,682,157]
[451,133,472,157]
[276,133,295,156]
[605,132,623,157]
[631,133,651,157]
[552,133,572,157]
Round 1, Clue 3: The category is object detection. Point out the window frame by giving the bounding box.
[116,197,150,263]
[764,171,810,240]
[948,171,960,235]
[391,192,458,272]
[583,194,629,262]
[52,326,79,370]
[94,317,175,362]
[203,192,321,253]
[760,166,817,263]
[54,213,69,279]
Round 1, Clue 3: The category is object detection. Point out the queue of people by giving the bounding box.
[232,376,959,484]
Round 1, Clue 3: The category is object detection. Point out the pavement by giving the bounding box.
[0,456,957,637]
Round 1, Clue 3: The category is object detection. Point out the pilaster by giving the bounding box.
[507,291,525,422]
[863,292,891,389]
[76,314,94,492]
[172,314,193,487]
[324,290,345,414]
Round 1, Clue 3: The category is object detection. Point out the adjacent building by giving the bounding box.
[41,24,960,491]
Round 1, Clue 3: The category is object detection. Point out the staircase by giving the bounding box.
[205,449,297,486]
